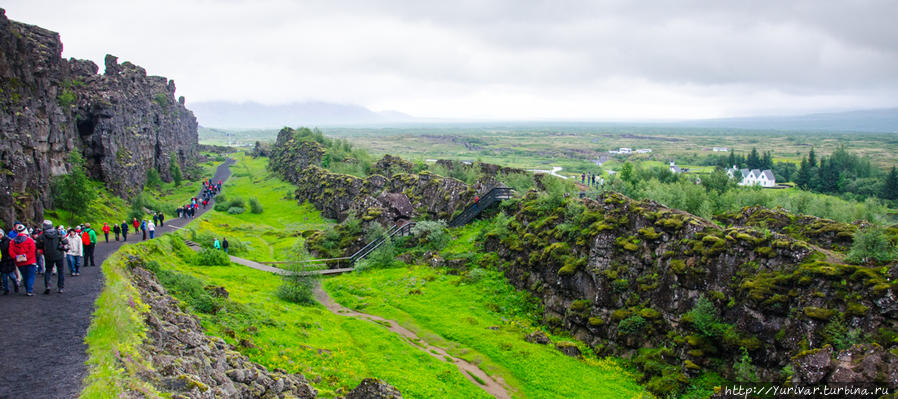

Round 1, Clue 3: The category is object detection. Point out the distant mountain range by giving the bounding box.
[188,101,415,129]
[674,108,898,133]
[190,101,898,133]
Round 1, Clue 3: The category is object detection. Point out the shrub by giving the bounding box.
[169,153,183,186]
[847,227,897,265]
[733,347,759,383]
[227,197,246,209]
[145,168,162,190]
[683,295,729,337]
[618,315,646,335]
[213,201,229,212]
[277,238,319,305]
[227,207,245,215]
[410,220,450,251]
[52,151,96,223]
[354,239,399,272]
[127,193,147,221]
[248,197,263,214]
[193,248,230,266]
[147,262,222,314]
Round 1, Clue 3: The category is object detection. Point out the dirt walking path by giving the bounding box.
[200,246,512,399]
[0,159,233,399]
[313,287,512,399]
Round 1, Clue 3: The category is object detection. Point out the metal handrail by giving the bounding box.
[448,186,513,227]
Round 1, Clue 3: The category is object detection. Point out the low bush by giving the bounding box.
[193,248,230,266]
[248,197,264,214]
[227,206,245,215]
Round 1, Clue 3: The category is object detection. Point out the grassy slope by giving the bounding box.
[325,221,649,399]
[186,153,333,261]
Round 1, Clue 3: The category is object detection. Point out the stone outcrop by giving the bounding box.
[715,206,858,251]
[484,191,897,394]
[269,128,477,225]
[0,9,198,225]
[130,265,318,399]
[340,378,403,399]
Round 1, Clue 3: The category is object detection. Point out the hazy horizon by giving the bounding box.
[6,1,898,121]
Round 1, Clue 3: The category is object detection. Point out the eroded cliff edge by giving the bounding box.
[0,9,198,224]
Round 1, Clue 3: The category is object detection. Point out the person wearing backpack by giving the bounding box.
[121,220,129,241]
[158,212,165,227]
[82,224,97,267]
[36,220,66,294]
[112,223,121,241]
[65,228,83,276]
[0,228,17,295]
[222,238,229,254]
[9,224,37,296]
[102,222,110,243]
[140,220,147,240]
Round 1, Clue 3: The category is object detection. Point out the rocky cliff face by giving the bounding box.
[269,127,477,225]
[0,9,198,225]
[484,192,897,393]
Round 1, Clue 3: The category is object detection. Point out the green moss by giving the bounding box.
[570,299,591,312]
[655,217,684,230]
[611,309,631,321]
[803,306,836,321]
[755,246,775,257]
[589,317,604,326]
[670,259,686,274]
[684,360,701,370]
[639,308,661,319]
[638,227,661,240]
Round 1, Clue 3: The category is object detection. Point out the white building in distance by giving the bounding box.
[727,166,776,187]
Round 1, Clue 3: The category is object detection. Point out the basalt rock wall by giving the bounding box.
[269,127,478,225]
[0,9,198,225]
[484,191,897,393]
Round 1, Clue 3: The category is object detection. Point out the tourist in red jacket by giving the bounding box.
[8,224,37,296]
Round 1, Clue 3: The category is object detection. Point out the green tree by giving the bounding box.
[169,153,183,186]
[277,238,319,305]
[727,151,736,168]
[882,166,898,201]
[702,167,732,194]
[746,148,761,169]
[847,228,897,265]
[52,151,97,222]
[620,162,634,184]
[807,148,817,168]
[145,168,162,190]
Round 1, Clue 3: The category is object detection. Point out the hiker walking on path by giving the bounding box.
[102,223,110,243]
[9,224,37,296]
[65,228,82,276]
[0,229,17,295]
[113,223,120,241]
[132,218,139,232]
[222,238,229,254]
[148,220,156,239]
[82,224,97,267]
[152,212,158,227]
[473,195,480,211]
[140,220,147,241]
[121,220,129,242]
[158,212,165,227]
[36,220,65,294]
[213,238,221,250]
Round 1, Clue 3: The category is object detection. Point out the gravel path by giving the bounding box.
[0,159,233,399]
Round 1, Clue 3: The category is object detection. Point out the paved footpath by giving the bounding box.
[0,159,233,399]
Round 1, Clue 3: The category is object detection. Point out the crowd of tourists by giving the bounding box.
[1,175,222,297]
[1,221,98,296]
[176,178,221,219]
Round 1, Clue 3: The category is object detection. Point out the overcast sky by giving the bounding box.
[5,0,898,120]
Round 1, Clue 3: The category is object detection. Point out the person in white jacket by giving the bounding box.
[65,229,83,276]
[147,221,156,239]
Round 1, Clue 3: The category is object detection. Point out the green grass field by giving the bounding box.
[325,265,649,398]
[184,153,334,261]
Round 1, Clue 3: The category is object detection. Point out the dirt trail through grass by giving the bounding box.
[208,246,512,398]
[313,286,512,399]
